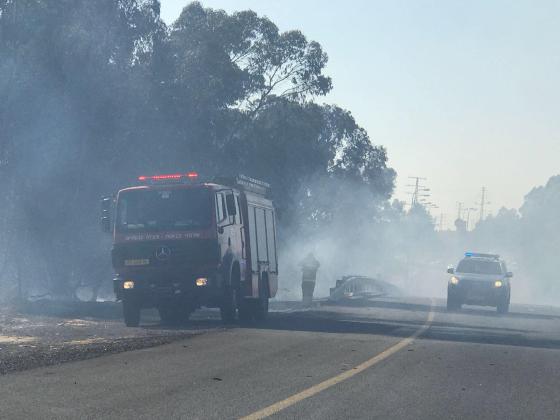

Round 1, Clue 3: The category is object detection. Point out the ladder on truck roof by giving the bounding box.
[215,174,271,196]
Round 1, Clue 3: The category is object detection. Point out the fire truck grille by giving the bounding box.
[112,239,217,268]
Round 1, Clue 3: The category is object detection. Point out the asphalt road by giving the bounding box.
[2,296,560,419]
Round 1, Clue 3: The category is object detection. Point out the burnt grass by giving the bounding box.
[0,334,199,375]
[0,300,216,375]
[0,299,303,375]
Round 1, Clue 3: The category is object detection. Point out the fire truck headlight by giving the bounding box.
[123,280,135,290]
[196,278,208,287]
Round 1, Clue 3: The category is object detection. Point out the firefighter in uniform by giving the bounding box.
[300,252,320,307]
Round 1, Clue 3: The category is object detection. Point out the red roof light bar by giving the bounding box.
[138,172,199,182]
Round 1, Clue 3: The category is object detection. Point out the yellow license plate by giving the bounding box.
[124,259,150,266]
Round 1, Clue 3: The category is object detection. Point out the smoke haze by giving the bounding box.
[1,1,558,308]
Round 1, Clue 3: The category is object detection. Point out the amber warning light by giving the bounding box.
[138,172,199,182]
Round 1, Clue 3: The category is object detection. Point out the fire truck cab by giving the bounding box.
[101,173,278,327]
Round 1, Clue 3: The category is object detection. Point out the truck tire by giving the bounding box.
[123,298,140,327]
[220,286,238,323]
[238,299,253,323]
[446,295,461,311]
[254,276,269,321]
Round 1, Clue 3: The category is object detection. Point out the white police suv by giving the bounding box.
[447,252,513,313]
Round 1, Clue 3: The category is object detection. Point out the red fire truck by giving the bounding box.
[101,173,278,327]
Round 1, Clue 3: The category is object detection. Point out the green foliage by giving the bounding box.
[166,2,331,111]
[469,176,560,300]
[226,99,395,231]
[0,0,394,298]
[519,176,560,288]
[0,0,167,297]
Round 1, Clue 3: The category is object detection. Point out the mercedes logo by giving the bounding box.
[155,246,172,261]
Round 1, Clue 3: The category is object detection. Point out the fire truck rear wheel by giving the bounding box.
[254,275,269,321]
[123,298,141,327]
[238,299,253,322]
[220,286,238,323]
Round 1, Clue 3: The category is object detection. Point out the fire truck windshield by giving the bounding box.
[116,188,212,232]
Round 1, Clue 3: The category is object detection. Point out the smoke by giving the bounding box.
[1,2,558,309]
[276,176,444,301]
[460,175,560,305]
[0,0,161,302]
[277,174,560,306]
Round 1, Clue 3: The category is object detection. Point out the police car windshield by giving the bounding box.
[116,188,212,232]
[456,259,502,275]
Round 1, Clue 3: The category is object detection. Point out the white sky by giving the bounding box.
[160,0,560,228]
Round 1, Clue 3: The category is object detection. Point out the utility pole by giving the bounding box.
[406,176,429,208]
[478,187,490,223]
[464,207,478,231]
[454,202,468,232]
[423,202,439,214]
[438,213,446,231]
[456,202,464,220]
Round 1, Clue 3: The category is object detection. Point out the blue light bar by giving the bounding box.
[465,252,500,259]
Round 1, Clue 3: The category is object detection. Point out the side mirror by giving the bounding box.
[226,194,237,216]
[447,267,454,274]
[101,196,112,233]
[506,272,513,278]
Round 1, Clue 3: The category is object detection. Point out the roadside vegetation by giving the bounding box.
[0,1,557,303]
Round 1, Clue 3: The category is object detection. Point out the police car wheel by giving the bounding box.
[123,299,140,327]
[446,296,461,311]
[497,300,509,314]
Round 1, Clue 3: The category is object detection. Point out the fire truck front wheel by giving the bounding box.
[122,298,141,327]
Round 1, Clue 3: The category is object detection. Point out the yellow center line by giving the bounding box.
[240,299,435,420]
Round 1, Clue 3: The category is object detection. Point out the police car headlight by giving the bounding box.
[450,276,459,285]
[494,280,503,288]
